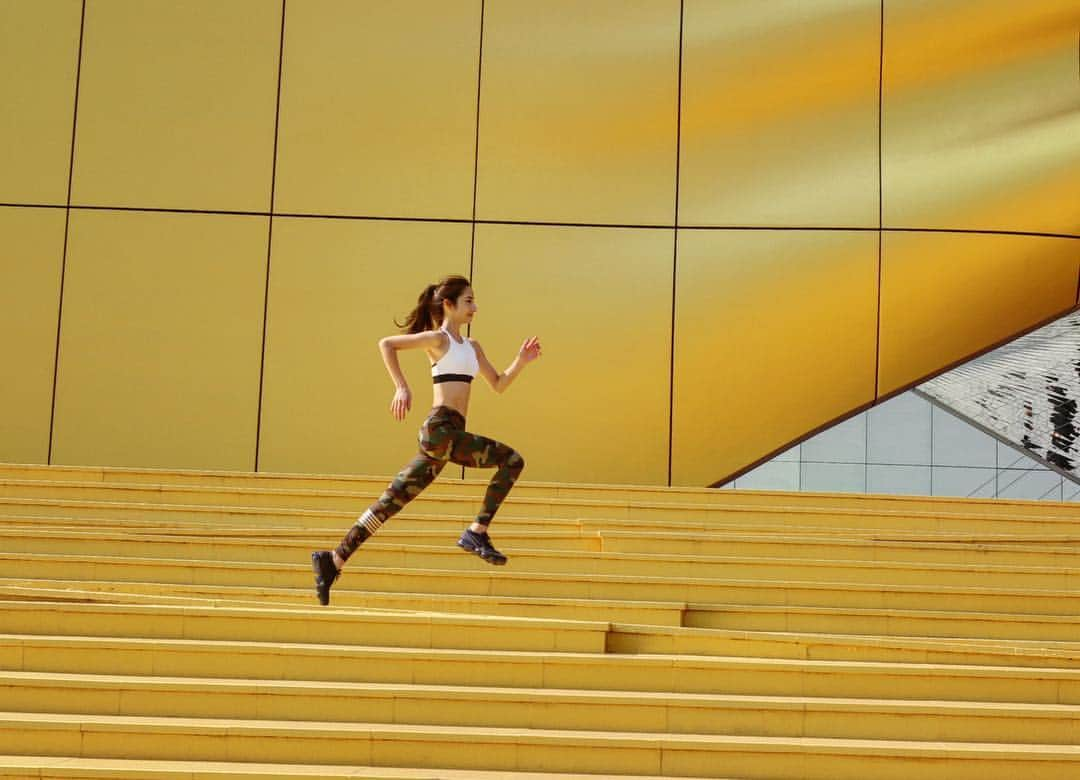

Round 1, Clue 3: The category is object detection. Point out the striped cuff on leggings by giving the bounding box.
[358,509,383,535]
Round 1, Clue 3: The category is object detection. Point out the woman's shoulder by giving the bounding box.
[382,329,445,350]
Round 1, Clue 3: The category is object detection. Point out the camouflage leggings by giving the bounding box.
[335,405,525,562]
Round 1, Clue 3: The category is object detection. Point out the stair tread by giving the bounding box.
[3,461,1075,517]
[3,631,1078,675]
[5,541,1077,577]
[3,491,1078,530]
[9,576,1080,621]
[2,630,1071,669]
[6,669,1079,715]
[5,598,1078,666]
[6,711,1080,752]
[0,754,681,779]
[11,512,1080,546]
[6,556,1075,603]
[2,464,1077,775]
[6,596,1078,647]
[7,522,1080,565]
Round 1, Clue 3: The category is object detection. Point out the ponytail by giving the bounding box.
[394,275,471,334]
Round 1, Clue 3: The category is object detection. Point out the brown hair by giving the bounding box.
[395,275,472,334]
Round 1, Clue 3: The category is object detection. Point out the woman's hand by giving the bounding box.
[519,336,542,364]
[390,386,412,421]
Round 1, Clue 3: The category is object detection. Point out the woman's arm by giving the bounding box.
[378,331,444,420]
[471,337,542,394]
[378,331,443,387]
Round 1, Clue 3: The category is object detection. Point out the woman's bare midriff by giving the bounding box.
[426,342,471,418]
[432,381,470,418]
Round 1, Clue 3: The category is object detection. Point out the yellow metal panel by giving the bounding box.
[467,224,672,486]
[0,1,81,204]
[884,0,1080,235]
[71,1,280,211]
[275,1,480,219]
[680,0,880,228]
[52,209,268,470]
[672,230,879,487]
[258,217,471,477]
[0,207,66,464]
[476,0,680,225]
[878,231,1079,396]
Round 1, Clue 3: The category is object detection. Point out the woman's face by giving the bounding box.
[449,287,478,323]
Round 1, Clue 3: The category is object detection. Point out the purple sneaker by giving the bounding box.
[457,528,507,565]
[311,550,340,605]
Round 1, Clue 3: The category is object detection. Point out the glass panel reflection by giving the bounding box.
[931,466,997,499]
[867,464,932,496]
[868,393,931,466]
[734,461,799,492]
[800,462,866,494]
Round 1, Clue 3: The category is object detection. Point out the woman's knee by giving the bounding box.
[383,455,443,504]
[506,449,525,472]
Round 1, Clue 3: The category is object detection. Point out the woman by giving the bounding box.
[311,274,542,606]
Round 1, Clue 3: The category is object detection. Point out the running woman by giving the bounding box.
[311,274,542,605]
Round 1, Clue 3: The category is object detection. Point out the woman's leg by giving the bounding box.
[446,428,525,565]
[446,429,525,528]
[333,450,445,567]
[311,447,444,606]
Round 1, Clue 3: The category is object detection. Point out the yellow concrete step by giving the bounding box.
[8,513,1079,558]
[605,622,1080,667]
[6,495,1079,550]
[597,530,1080,567]
[7,522,1079,582]
[6,634,1078,704]
[0,480,694,527]
[0,503,574,532]
[0,755,681,780]
[5,578,1076,643]
[1,712,1077,779]
[0,520,601,553]
[0,579,685,627]
[6,463,1075,779]
[4,479,1080,536]
[5,671,1079,744]
[9,510,1077,551]
[3,530,1074,591]
[0,601,607,654]
[0,462,726,504]
[681,603,1079,642]
[0,478,828,522]
[3,600,1077,668]
[7,515,1077,568]
[4,461,1078,522]
[3,553,1076,619]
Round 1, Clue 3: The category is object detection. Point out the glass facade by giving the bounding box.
[724,390,1080,502]
[724,310,1080,502]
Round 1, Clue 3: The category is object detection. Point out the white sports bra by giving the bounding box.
[431,326,479,384]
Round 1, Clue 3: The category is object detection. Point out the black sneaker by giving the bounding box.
[311,550,340,605]
[457,528,507,565]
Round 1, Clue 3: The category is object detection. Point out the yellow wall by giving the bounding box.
[52,209,268,471]
[680,1,882,227]
[672,230,881,487]
[274,1,482,219]
[0,207,67,465]
[0,2,82,204]
[259,217,472,477]
[1,1,1077,487]
[71,0,280,212]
